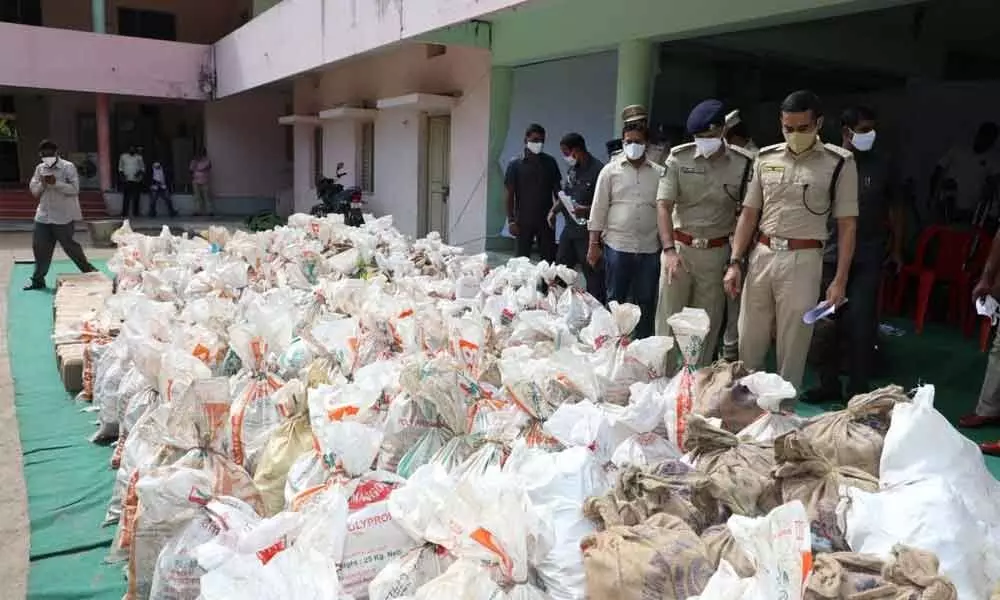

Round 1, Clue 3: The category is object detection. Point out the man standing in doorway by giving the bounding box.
[588,122,664,339]
[190,148,214,217]
[505,124,561,262]
[548,133,606,302]
[118,144,144,218]
[723,90,859,393]
[24,140,98,291]
[656,100,754,366]
[804,106,900,403]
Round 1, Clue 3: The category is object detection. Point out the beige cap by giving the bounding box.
[622,104,648,124]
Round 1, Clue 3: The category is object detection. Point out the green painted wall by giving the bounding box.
[485,66,514,252]
[253,0,281,18]
[490,0,913,67]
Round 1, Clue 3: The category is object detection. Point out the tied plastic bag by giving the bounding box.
[840,478,993,600]
[227,304,294,473]
[736,373,803,442]
[584,303,674,405]
[690,501,812,600]
[390,467,553,600]
[292,421,420,599]
[665,308,711,447]
[842,385,1000,598]
[611,431,682,469]
[253,379,314,516]
[149,497,261,600]
[368,544,455,600]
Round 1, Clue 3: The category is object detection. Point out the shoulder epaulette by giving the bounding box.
[728,145,755,161]
[823,143,855,160]
[758,143,784,155]
[669,142,697,156]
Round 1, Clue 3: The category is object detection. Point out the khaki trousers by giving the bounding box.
[722,293,740,361]
[975,329,1000,417]
[655,244,728,367]
[738,244,823,391]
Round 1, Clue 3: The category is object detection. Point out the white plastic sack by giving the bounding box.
[691,501,812,600]
[736,373,803,442]
[611,432,682,469]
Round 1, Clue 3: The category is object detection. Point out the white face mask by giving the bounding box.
[563,154,577,167]
[526,142,543,155]
[623,142,646,161]
[851,129,876,152]
[694,137,723,157]
[42,156,58,168]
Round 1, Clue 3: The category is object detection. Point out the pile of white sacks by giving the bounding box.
[70,214,1000,600]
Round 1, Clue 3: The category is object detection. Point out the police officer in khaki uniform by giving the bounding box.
[723,90,859,392]
[655,100,753,366]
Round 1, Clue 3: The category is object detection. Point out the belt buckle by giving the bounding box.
[771,236,790,251]
[691,237,709,249]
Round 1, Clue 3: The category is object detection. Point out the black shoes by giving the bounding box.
[23,280,46,291]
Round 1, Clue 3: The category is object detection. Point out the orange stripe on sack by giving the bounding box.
[327,405,359,421]
[470,527,514,580]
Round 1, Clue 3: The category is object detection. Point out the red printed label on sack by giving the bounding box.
[187,487,211,506]
[637,432,659,447]
[348,480,395,510]
[500,308,515,326]
[675,370,695,448]
[256,539,287,565]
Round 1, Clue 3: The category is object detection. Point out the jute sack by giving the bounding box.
[700,524,755,578]
[805,544,958,599]
[692,361,752,417]
[800,386,908,477]
[583,461,721,534]
[581,513,713,600]
[683,414,780,516]
[773,431,879,552]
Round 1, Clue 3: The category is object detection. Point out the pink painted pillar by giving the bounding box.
[96,94,112,191]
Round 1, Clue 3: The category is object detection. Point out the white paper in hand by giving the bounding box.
[976,295,1000,325]
[803,299,848,325]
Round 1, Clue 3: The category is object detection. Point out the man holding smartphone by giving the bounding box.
[24,139,98,291]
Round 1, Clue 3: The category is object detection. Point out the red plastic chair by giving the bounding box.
[890,226,980,334]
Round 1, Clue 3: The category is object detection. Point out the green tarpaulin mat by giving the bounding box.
[6,261,1000,599]
[8,261,124,600]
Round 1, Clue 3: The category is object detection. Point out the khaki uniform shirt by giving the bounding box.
[657,142,754,240]
[589,153,665,254]
[743,140,859,241]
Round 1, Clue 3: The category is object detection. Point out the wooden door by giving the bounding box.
[425,115,451,241]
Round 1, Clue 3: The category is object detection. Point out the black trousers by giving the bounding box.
[121,181,143,217]
[148,187,176,217]
[31,222,96,284]
[555,234,606,304]
[515,220,556,263]
[808,259,882,396]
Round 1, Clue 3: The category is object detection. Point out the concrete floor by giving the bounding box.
[0,232,117,600]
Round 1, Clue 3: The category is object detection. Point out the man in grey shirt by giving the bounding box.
[24,139,97,290]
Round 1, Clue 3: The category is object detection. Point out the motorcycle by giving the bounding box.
[310,161,365,226]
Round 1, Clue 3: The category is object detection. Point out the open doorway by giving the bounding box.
[424,115,451,242]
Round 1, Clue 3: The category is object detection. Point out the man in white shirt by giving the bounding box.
[118,144,145,217]
[24,139,97,291]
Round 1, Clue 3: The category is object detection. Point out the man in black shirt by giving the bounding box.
[805,105,902,403]
[548,133,606,302]
[505,123,561,262]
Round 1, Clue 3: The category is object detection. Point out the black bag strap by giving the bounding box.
[829,155,846,208]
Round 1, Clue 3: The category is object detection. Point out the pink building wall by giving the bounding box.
[205,89,291,197]
[215,0,529,98]
[293,44,491,248]
[0,22,209,98]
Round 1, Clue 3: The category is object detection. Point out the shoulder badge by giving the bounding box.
[728,145,755,161]
[823,143,855,160]
[758,143,784,155]
[669,141,696,156]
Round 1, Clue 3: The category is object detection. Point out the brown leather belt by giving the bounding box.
[673,229,729,249]
[758,234,823,251]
